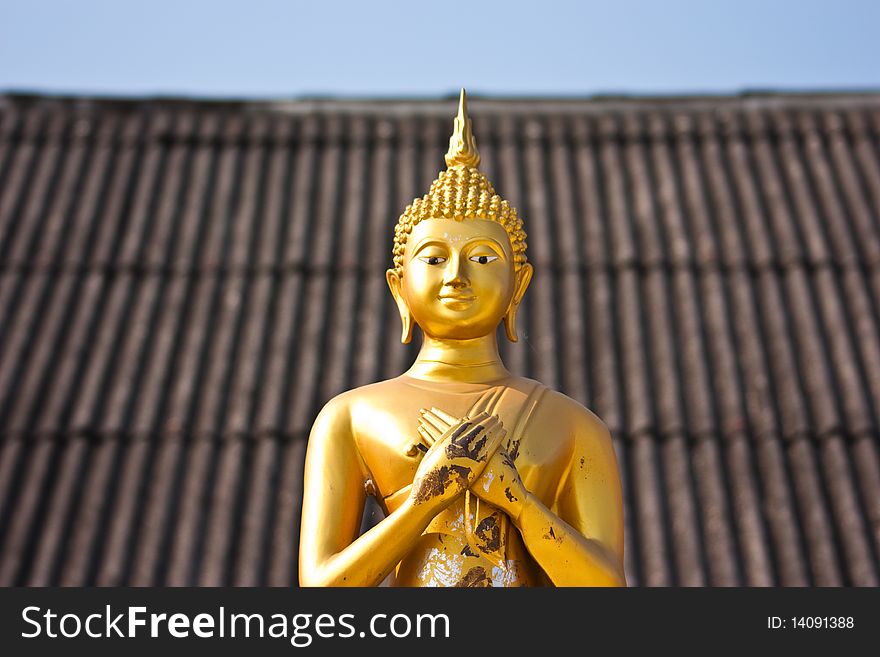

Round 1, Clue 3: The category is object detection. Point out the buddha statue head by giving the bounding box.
[386,89,534,345]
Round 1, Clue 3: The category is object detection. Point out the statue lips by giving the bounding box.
[438,292,476,309]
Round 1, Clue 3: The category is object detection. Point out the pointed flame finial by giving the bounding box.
[444,88,481,168]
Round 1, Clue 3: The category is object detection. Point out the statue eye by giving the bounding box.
[419,256,447,265]
[469,255,498,265]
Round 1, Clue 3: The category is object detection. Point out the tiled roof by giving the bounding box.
[1,92,879,586]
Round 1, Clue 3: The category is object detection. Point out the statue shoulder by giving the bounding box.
[309,391,353,441]
[322,377,406,409]
[311,377,406,431]
[531,387,614,448]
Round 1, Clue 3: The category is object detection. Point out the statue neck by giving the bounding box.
[405,332,511,384]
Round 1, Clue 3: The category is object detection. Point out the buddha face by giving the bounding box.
[386,218,532,342]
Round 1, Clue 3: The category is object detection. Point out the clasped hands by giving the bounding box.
[409,408,526,521]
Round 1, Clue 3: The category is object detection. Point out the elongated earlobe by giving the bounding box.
[503,306,519,342]
[386,269,415,344]
[399,308,414,344]
[504,263,533,343]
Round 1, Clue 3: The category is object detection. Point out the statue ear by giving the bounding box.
[386,269,415,344]
[504,263,533,343]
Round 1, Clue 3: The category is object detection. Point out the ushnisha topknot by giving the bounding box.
[392,89,528,276]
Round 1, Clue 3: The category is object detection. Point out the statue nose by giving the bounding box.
[443,272,468,288]
[443,255,469,287]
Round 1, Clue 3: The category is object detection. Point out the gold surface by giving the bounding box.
[299,90,626,587]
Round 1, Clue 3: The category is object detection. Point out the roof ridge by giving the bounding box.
[3,90,880,116]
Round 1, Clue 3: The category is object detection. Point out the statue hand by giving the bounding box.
[409,410,506,512]
[419,407,527,520]
[470,447,526,521]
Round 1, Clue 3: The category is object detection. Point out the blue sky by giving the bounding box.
[1,0,878,98]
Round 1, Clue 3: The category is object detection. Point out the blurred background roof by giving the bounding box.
[0,91,879,586]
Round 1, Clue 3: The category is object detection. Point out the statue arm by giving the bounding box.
[298,398,438,587]
[512,414,626,587]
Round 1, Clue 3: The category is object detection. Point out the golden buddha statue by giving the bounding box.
[299,90,625,587]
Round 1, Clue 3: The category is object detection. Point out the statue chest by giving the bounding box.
[350,384,571,511]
